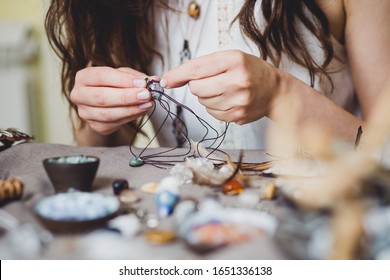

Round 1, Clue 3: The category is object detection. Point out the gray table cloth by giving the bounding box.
[0,143,288,259]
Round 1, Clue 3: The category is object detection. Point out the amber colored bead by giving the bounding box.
[223,179,244,195]
[140,182,159,194]
[261,182,277,200]
[144,229,176,244]
[0,177,24,204]
[188,1,201,19]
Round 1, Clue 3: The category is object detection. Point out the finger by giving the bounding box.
[188,73,230,98]
[147,75,161,82]
[117,69,162,87]
[161,51,237,88]
[78,102,154,123]
[117,67,146,77]
[87,114,146,135]
[117,68,151,88]
[206,107,243,123]
[197,95,234,111]
[117,68,161,82]
[76,66,146,88]
[208,106,249,125]
[71,87,151,107]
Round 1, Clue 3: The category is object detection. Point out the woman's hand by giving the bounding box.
[70,66,153,135]
[161,50,282,125]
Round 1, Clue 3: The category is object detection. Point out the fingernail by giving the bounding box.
[137,90,150,100]
[160,78,168,88]
[139,102,153,110]
[133,78,146,88]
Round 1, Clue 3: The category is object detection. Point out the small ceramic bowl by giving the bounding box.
[34,192,120,233]
[43,155,99,193]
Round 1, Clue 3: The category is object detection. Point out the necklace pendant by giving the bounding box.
[180,39,191,64]
[129,157,144,167]
[188,1,201,20]
[146,79,164,100]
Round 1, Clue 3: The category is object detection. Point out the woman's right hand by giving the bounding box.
[70,66,153,135]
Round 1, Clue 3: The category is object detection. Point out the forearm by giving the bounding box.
[270,71,363,142]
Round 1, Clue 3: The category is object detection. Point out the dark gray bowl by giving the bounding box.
[43,155,99,193]
[34,192,120,233]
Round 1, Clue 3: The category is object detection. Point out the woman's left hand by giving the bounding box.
[161,50,282,125]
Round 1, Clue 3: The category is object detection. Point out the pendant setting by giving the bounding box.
[179,39,192,64]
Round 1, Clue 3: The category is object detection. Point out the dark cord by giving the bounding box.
[129,80,230,168]
[354,126,363,150]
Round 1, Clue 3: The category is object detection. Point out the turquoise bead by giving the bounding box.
[129,157,144,167]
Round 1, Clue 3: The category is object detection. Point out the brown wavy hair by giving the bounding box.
[45,0,333,127]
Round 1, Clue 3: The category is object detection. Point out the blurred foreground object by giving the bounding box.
[0,128,33,151]
[266,82,390,259]
[0,176,24,205]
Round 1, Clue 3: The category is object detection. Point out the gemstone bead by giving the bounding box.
[140,182,159,194]
[223,179,244,195]
[260,182,277,200]
[144,229,176,244]
[146,80,164,100]
[129,157,144,167]
[112,179,129,195]
[188,1,201,19]
[155,190,179,218]
[119,189,140,204]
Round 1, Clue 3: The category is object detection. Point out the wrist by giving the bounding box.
[267,70,314,127]
[267,69,293,119]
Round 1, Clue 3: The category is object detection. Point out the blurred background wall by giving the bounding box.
[0,0,156,147]
[0,0,74,144]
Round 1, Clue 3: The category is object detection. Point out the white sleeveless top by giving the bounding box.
[149,0,357,149]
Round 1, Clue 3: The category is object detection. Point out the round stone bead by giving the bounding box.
[188,1,201,19]
[129,157,144,167]
[223,179,244,195]
[119,189,140,204]
[112,179,129,195]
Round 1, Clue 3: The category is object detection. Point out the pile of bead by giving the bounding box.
[0,177,23,205]
[35,192,119,221]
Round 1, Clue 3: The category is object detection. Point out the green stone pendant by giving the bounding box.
[129,157,144,167]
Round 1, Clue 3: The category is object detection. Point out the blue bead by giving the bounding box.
[112,179,129,195]
[129,157,144,167]
[155,190,179,218]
